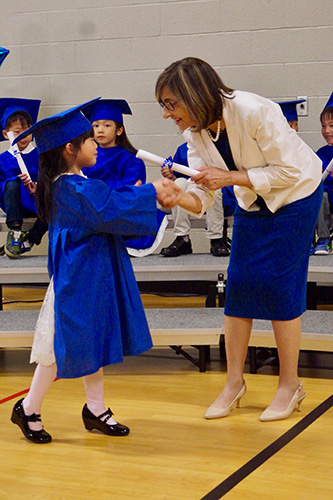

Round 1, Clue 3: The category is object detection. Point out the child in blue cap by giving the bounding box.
[0,98,48,257]
[10,98,181,444]
[82,99,146,187]
[313,92,333,254]
[277,99,305,132]
[82,98,168,257]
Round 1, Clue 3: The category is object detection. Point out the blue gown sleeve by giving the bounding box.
[72,177,157,236]
[103,156,146,190]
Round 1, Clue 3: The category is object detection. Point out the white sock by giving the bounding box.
[23,362,57,431]
[83,368,118,425]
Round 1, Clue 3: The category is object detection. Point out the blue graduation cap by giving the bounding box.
[13,98,101,154]
[277,99,305,122]
[0,47,10,68]
[323,92,333,111]
[83,99,132,124]
[0,97,41,141]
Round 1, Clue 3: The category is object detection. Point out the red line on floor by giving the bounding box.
[0,378,59,405]
[0,388,30,405]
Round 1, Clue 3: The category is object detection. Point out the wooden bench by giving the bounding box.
[0,308,332,373]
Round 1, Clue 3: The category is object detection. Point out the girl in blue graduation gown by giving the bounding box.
[81,99,168,257]
[10,99,182,444]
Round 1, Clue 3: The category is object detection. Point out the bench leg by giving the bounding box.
[306,282,317,310]
[248,347,257,374]
[198,346,207,372]
[169,345,209,372]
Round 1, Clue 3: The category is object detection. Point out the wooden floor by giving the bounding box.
[0,286,332,500]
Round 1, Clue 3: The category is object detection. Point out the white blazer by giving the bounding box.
[183,90,322,215]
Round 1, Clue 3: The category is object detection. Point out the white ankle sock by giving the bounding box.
[83,368,117,425]
[23,362,57,431]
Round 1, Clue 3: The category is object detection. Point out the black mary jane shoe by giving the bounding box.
[11,398,52,444]
[82,404,130,436]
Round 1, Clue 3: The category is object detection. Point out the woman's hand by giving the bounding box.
[153,177,183,208]
[191,166,231,190]
[192,166,252,190]
[18,174,37,195]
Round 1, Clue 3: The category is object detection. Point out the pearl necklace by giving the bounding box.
[206,120,221,142]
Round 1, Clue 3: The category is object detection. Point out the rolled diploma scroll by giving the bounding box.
[322,158,333,181]
[7,131,31,181]
[136,149,199,177]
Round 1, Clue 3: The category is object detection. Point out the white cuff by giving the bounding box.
[247,167,271,195]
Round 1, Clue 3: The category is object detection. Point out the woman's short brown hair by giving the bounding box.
[155,57,234,131]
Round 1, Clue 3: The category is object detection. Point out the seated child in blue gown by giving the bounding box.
[10,98,181,444]
[82,99,168,257]
[0,98,48,257]
[313,92,333,255]
[160,142,236,257]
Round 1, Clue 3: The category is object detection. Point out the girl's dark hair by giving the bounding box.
[320,106,333,122]
[114,121,137,154]
[155,57,234,131]
[5,111,32,130]
[36,128,94,222]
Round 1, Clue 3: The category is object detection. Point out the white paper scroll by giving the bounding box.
[322,158,333,181]
[7,131,31,181]
[136,149,199,177]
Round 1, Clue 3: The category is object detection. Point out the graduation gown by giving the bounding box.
[82,145,167,257]
[0,146,39,214]
[49,175,157,378]
[317,144,333,208]
[81,145,146,187]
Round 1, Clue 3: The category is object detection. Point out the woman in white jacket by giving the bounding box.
[156,57,323,422]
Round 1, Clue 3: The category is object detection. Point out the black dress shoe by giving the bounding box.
[11,398,52,444]
[82,404,130,436]
[160,236,193,257]
[210,238,230,257]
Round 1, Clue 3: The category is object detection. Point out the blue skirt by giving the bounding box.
[225,183,323,320]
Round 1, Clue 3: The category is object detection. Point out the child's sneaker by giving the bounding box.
[20,231,34,254]
[314,238,331,255]
[4,229,22,258]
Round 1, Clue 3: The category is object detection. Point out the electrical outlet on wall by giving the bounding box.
[297,96,308,116]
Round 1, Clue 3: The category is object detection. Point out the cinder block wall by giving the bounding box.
[0,0,331,254]
[1,0,332,164]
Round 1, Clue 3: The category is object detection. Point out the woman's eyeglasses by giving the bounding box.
[159,99,178,112]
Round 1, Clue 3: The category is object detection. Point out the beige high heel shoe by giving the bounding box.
[205,382,246,419]
[260,381,306,422]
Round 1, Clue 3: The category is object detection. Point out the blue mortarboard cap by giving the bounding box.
[13,98,101,154]
[277,99,305,122]
[0,47,10,68]
[323,92,333,111]
[0,97,41,142]
[83,99,132,124]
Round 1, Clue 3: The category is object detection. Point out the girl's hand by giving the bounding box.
[161,166,175,180]
[134,180,143,186]
[191,166,230,190]
[153,177,183,208]
[18,174,37,194]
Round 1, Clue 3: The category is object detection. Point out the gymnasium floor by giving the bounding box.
[0,287,332,500]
